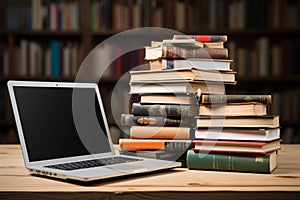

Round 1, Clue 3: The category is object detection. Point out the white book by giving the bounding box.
[195,128,280,142]
[162,58,232,71]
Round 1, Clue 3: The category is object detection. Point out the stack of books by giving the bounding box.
[119,35,236,166]
[187,94,281,173]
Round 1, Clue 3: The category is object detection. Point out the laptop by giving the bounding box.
[7,80,181,182]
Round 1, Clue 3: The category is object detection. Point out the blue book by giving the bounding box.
[50,41,61,77]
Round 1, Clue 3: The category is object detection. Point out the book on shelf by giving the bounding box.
[199,102,267,116]
[130,68,236,84]
[173,35,228,43]
[119,138,192,151]
[131,103,198,117]
[186,150,277,174]
[192,139,281,154]
[196,115,280,129]
[145,46,228,60]
[149,58,232,71]
[121,114,192,127]
[200,94,272,104]
[129,81,225,95]
[128,126,192,140]
[195,128,280,142]
[140,94,197,105]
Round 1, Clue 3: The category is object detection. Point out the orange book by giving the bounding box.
[119,139,191,151]
[129,126,191,139]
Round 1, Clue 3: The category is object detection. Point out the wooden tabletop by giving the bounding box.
[0,144,299,200]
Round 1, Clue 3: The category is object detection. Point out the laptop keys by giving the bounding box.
[45,156,143,171]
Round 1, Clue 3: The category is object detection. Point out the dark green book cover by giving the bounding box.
[186,150,277,174]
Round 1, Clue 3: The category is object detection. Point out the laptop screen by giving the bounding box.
[13,86,112,162]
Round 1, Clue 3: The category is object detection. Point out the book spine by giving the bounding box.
[129,126,191,139]
[162,46,228,59]
[121,114,191,127]
[186,150,275,173]
[201,95,272,104]
[119,139,192,151]
[173,35,227,42]
[131,103,198,117]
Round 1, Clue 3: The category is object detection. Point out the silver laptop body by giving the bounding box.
[7,80,181,182]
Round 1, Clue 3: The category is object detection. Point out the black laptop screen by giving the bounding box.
[14,86,112,162]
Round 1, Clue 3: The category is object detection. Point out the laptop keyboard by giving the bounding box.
[45,156,143,171]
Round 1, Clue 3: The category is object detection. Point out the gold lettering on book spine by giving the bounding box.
[137,118,158,125]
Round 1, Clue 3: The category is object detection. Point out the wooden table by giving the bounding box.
[0,144,299,200]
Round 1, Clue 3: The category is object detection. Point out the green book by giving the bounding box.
[186,150,277,174]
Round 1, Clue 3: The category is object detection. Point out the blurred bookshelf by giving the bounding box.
[0,0,299,143]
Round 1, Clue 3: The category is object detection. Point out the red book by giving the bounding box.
[192,139,281,154]
[173,35,227,42]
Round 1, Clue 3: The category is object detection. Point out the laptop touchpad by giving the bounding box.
[108,164,148,173]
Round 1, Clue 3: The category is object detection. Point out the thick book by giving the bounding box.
[195,128,280,142]
[192,139,281,154]
[129,126,192,140]
[140,94,197,105]
[196,115,280,128]
[162,46,228,59]
[121,114,192,127]
[130,68,236,84]
[173,35,228,42]
[150,58,232,71]
[129,81,225,95]
[199,102,267,116]
[132,103,198,117]
[186,150,277,173]
[200,94,272,104]
[144,46,228,60]
[119,138,192,151]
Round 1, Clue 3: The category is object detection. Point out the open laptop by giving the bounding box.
[7,80,181,182]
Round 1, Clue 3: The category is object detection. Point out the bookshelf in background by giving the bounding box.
[0,0,299,144]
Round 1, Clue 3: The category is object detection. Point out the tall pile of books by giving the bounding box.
[119,35,236,166]
[187,94,281,173]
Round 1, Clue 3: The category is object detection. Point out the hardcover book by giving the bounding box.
[186,150,277,173]
[132,103,198,117]
[195,128,280,142]
[200,94,272,104]
[140,94,197,105]
[129,126,192,140]
[199,102,267,116]
[151,58,233,71]
[119,138,192,151]
[173,35,228,43]
[130,68,236,84]
[196,115,280,128]
[121,114,192,127]
[192,139,281,154]
[129,81,225,95]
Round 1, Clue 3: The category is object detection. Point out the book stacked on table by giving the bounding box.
[187,94,281,173]
[119,35,236,166]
